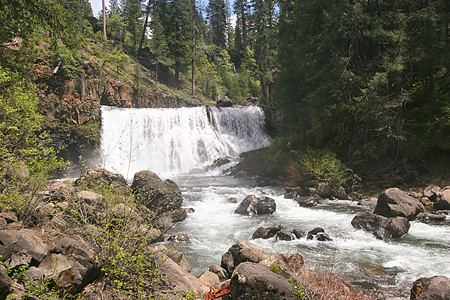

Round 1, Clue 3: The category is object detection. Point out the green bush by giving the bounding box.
[283,147,348,194]
[0,66,65,215]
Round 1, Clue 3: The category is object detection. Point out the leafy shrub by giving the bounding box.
[0,66,65,215]
[283,147,348,194]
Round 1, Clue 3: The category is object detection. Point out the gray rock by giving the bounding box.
[235,195,276,216]
[75,168,128,192]
[423,184,440,201]
[295,195,323,207]
[131,170,183,215]
[275,231,295,241]
[292,229,306,239]
[0,229,48,263]
[252,223,283,240]
[0,266,12,298]
[168,233,189,243]
[415,212,446,223]
[77,190,105,206]
[221,241,268,275]
[351,212,410,240]
[435,187,450,210]
[198,270,220,289]
[216,96,233,107]
[209,265,227,281]
[410,275,450,300]
[229,262,297,300]
[374,188,425,220]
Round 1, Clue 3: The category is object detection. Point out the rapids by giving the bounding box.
[99,105,450,298]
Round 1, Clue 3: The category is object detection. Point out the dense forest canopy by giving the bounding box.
[0,0,449,181]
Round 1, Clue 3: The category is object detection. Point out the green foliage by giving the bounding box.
[66,184,164,299]
[270,263,281,274]
[0,66,65,214]
[282,147,348,194]
[6,263,77,299]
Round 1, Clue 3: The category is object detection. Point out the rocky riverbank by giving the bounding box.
[1,167,449,299]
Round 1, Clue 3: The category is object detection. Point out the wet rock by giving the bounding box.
[229,262,297,300]
[216,96,233,107]
[358,197,378,208]
[415,212,446,223]
[252,223,283,240]
[131,170,183,215]
[275,231,295,241]
[235,195,276,216]
[228,197,238,204]
[168,233,190,243]
[221,241,268,275]
[374,188,425,220]
[210,157,231,169]
[292,229,306,239]
[284,187,304,199]
[410,275,450,300]
[294,195,323,207]
[306,227,324,240]
[351,212,410,240]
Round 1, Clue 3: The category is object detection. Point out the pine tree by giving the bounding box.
[207,0,227,48]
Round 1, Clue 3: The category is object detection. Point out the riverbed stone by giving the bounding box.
[423,184,440,202]
[235,195,276,216]
[374,188,425,220]
[351,212,410,240]
[410,275,450,300]
[221,241,268,275]
[252,223,283,239]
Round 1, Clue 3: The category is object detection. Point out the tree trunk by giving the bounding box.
[102,0,107,39]
[138,0,153,56]
[191,0,196,97]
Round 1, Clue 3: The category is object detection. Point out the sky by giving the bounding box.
[89,0,235,17]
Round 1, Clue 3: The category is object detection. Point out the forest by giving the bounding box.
[1,0,448,185]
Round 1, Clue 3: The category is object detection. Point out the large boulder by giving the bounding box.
[351,212,410,240]
[252,223,283,240]
[374,188,425,220]
[0,266,12,298]
[0,229,48,264]
[74,168,128,192]
[423,184,440,202]
[216,96,233,107]
[235,195,276,216]
[47,235,101,293]
[131,170,183,214]
[153,248,209,297]
[221,241,269,275]
[229,262,297,300]
[410,275,450,300]
[434,187,450,210]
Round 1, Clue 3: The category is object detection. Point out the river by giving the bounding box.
[99,105,450,298]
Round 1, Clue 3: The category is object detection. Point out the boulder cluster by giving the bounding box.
[351,186,448,240]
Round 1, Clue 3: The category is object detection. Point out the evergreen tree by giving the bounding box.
[207,0,227,48]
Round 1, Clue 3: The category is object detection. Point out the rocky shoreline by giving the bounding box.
[0,168,449,299]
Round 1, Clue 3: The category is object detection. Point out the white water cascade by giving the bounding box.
[99,105,270,179]
[99,105,449,298]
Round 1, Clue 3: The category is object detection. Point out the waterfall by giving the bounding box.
[99,105,270,179]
